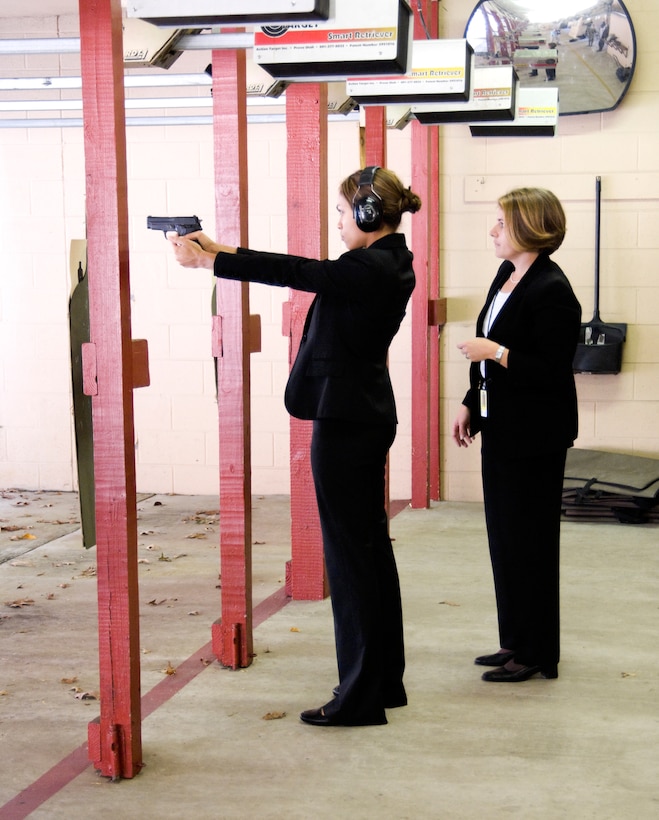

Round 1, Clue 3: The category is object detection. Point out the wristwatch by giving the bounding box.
[494,344,506,363]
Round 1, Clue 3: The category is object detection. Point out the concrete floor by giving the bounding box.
[1,490,658,819]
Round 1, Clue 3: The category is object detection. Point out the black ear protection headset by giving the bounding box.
[352,166,383,233]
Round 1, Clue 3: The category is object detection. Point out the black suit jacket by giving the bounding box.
[463,252,581,457]
[213,234,416,422]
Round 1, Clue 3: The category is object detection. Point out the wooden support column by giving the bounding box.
[79,0,143,779]
[361,106,393,515]
[410,0,442,508]
[209,47,254,668]
[363,105,387,167]
[427,123,443,501]
[284,84,329,601]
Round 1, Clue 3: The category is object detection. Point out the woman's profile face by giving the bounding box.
[489,205,518,262]
[336,193,366,251]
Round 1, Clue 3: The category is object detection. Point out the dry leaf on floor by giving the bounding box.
[186,532,207,539]
[262,711,287,720]
[290,627,300,632]
[188,610,200,616]
[147,598,167,606]
[199,658,212,666]
[10,560,34,567]
[161,662,177,676]
[79,566,97,577]
[158,553,171,562]
[439,600,461,607]
[1,525,22,532]
[5,598,35,608]
[74,690,98,700]
[10,533,36,541]
[61,676,78,684]
[621,671,636,678]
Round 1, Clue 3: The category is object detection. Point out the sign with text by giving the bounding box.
[254,0,413,81]
[412,64,517,124]
[126,0,330,26]
[347,39,473,105]
[469,86,559,137]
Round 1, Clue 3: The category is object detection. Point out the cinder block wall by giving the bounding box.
[0,1,657,503]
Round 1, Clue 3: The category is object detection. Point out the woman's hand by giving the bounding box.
[452,404,475,448]
[166,230,231,269]
[457,338,500,363]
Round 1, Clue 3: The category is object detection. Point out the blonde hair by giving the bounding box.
[498,187,566,254]
[340,167,422,229]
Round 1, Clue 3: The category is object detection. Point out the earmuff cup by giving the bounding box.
[353,166,383,233]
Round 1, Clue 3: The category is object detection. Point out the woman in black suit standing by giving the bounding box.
[453,187,581,682]
[168,167,422,724]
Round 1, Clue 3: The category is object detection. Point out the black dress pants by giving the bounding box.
[311,418,406,723]
[481,438,567,671]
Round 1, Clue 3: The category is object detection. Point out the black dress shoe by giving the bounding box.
[331,686,407,709]
[481,664,558,682]
[300,707,335,726]
[474,650,516,667]
[299,707,387,727]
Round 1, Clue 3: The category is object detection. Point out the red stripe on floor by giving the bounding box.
[0,585,291,819]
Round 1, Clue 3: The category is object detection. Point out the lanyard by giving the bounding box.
[480,290,510,381]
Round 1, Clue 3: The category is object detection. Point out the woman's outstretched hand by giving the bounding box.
[167,230,222,269]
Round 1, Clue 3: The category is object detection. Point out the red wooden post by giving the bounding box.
[362,106,393,514]
[79,0,143,778]
[285,84,329,600]
[209,47,255,668]
[410,0,441,508]
[427,123,442,501]
[363,106,387,167]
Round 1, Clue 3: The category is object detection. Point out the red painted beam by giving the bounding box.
[364,106,387,168]
[285,85,329,600]
[410,0,441,508]
[427,124,441,501]
[79,0,142,778]
[209,47,254,668]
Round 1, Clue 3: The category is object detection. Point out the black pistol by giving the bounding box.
[147,215,202,237]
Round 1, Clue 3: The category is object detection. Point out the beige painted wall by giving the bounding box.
[0,1,657,503]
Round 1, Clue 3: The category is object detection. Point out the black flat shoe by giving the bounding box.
[481,665,558,682]
[474,650,516,667]
[299,707,387,727]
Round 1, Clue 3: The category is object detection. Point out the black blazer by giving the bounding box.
[463,252,581,457]
[213,234,416,423]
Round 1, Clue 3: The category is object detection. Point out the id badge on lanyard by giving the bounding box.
[479,378,490,418]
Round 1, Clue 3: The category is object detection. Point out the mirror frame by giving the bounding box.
[463,0,637,116]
